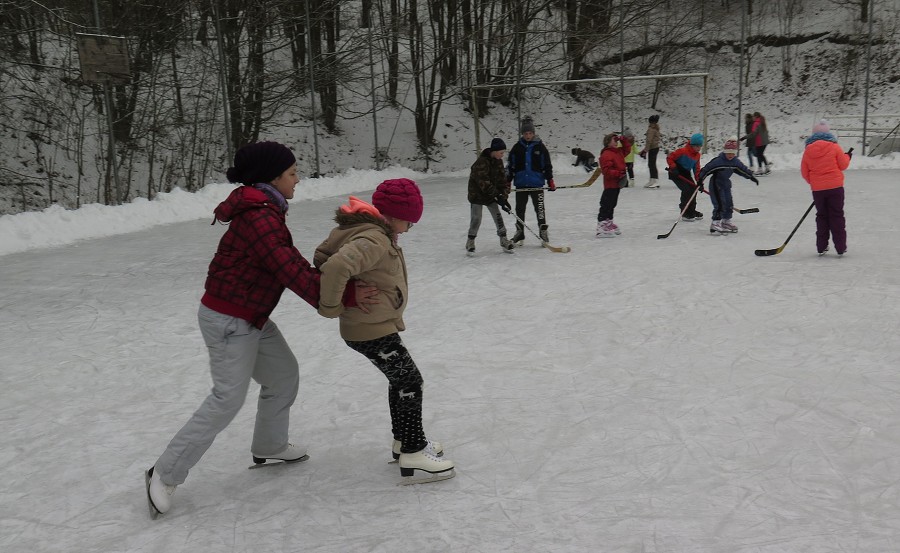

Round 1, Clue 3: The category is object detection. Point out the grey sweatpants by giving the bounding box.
[154,305,299,485]
[467,202,508,238]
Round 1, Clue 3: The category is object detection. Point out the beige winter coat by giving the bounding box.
[645,123,661,150]
[314,211,409,342]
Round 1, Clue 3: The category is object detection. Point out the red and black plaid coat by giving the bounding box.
[200,185,321,329]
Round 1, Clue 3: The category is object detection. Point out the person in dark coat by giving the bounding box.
[571,147,598,172]
[506,117,555,245]
[467,138,514,253]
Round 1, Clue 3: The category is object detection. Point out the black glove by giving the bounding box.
[496,195,512,213]
[845,148,853,159]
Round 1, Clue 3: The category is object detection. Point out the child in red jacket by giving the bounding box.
[595,132,631,237]
[666,133,704,221]
[801,120,852,255]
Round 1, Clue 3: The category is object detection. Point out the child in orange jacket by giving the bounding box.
[801,120,852,255]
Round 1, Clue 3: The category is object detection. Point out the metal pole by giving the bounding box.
[471,85,481,153]
[737,0,746,142]
[93,0,122,205]
[862,0,874,155]
[703,75,709,154]
[515,10,522,132]
[619,8,625,134]
[367,25,381,169]
[304,0,322,176]
[212,1,234,162]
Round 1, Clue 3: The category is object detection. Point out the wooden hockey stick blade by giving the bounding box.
[734,207,759,214]
[542,242,571,253]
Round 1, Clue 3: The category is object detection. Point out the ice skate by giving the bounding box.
[391,439,443,461]
[145,466,176,518]
[249,443,309,469]
[398,447,455,485]
[499,236,515,253]
[721,220,738,233]
[595,220,615,238]
[608,220,622,235]
[709,220,727,234]
[539,225,549,244]
[465,237,475,254]
[511,228,525,247]
[644,178,659,188]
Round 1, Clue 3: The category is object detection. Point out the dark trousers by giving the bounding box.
[647,148,659,179]
[756,145,769,167]
[597,187,620,221]
[708,178,733,221]
[812,187,846,253]
[625,162,635,180]
[671,173,699,215]
[346,333,427,453]
[514,189,547,232]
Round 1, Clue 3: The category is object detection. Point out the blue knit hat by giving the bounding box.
[689,133,704,146]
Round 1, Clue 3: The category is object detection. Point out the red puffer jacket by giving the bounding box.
[599,137,630,189]
[200,186,321,329]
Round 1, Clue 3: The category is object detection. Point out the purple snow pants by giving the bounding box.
[812,186,846,254]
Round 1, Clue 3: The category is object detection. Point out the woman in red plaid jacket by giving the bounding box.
[146,141,375,517]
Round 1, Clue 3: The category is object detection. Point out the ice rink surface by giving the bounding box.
[2,169,899,552]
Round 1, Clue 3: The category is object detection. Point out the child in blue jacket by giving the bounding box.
[698,137,758,233]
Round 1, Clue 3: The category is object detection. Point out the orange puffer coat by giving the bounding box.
[800,137,851,191]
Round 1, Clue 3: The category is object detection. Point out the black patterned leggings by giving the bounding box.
[345,333,427,453]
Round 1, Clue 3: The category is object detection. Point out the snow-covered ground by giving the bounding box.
[2,156,899,552]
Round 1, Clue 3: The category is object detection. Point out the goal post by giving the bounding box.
[469,72,709,153]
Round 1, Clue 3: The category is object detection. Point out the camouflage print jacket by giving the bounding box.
[467,149,508,205]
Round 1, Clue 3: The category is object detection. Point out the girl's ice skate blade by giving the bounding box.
[397,449,455,485]
[249,443,310,469]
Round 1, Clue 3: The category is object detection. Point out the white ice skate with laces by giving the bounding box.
[391,439,443,461]
[397,445,455,485]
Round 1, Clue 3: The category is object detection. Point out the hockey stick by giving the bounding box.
[656,185,702,240]
[502,206,571,253]
[754,201,814,256]
[699,190,758,214]
[512,167,602,192]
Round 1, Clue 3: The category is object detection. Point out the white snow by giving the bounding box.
[2,156,900,551]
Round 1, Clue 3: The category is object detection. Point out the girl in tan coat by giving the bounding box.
[314,178,455,482]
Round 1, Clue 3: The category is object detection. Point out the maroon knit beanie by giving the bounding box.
[226,141,296,185]
[372,178,424,223]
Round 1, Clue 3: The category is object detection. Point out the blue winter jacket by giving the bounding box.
[698,153,756,186]
[507,138,553,188]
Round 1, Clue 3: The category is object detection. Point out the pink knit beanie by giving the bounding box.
[723,136,739,154]
[812,119,830,134]
[372,178,424,223]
